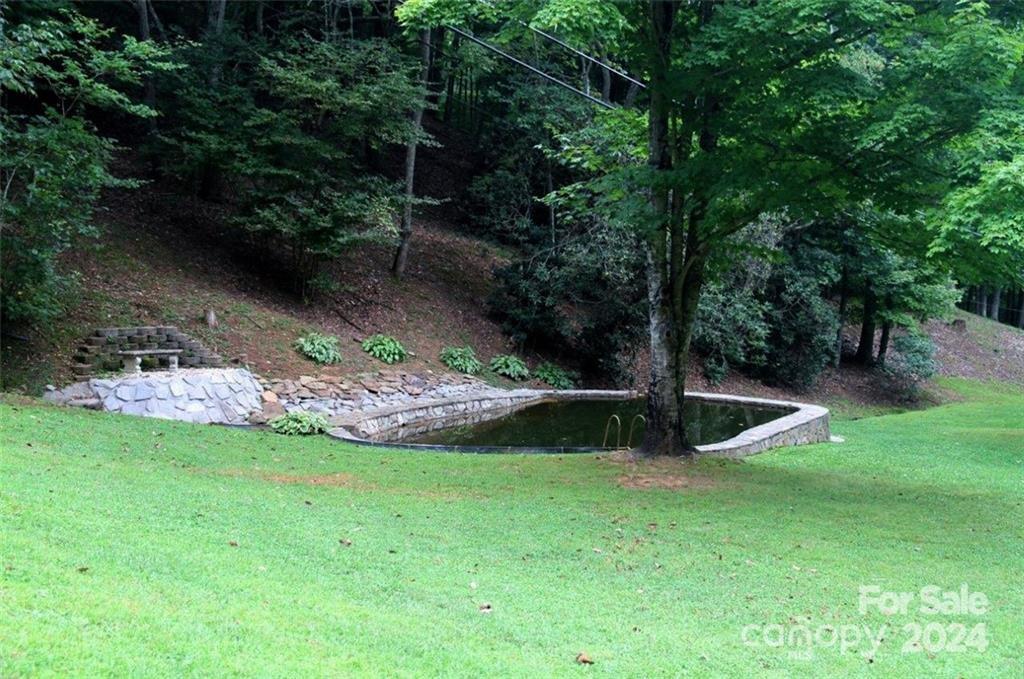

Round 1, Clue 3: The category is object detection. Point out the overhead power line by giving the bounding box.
[444,24,615,110]
[509,21,646,90]
[474,0,647,89]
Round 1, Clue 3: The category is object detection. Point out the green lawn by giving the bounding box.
[1,379,1021,677]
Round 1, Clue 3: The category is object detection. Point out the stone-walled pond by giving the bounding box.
[405,397,786,449]
[45,367,830,457]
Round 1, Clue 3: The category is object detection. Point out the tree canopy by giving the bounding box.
[2,1,1021,453]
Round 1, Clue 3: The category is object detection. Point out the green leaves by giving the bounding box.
[489,354,529,381]
[159,36,426,287]
[294,332,343,365]
[529,0,631,51]
[534,362,576,389]
[1,8,172,326]
[394,0,500,30]
[439,346,484,375]
[882,333,938,400]
[362,335,408,364]
[0,10,174,117]
[268,411,329,435]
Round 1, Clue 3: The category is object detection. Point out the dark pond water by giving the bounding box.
[409,398,788,449]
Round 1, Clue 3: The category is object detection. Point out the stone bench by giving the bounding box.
[117,349,183,374]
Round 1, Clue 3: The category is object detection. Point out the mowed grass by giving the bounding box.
[1,379,1021,677]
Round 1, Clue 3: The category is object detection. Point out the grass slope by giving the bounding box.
[1,379,1021,677]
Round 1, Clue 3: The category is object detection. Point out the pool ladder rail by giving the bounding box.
[602,413,646,449]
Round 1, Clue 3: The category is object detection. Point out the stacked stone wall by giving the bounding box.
[73,326,223,377]
[46,368,261,424]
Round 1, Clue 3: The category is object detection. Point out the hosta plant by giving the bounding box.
[440,345,483,374]
[489,354,529,381]
[534,362,577,389]
[361,334,407,364]
[268,411,329,435]
[294,332,343,364]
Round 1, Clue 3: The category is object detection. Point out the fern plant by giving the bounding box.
[534,362,577,389]
[440,345,483,375]
[489,354,529,381]
[294,332,342,364]
[361,334,407,364]
[268,411,329,435]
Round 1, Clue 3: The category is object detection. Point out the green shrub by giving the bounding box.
[362,334,407,364]
[758,252,839,391]
[294,332,342,364]
[489,233,647,386]
[693,281,769,385]
[0,11,171,328]
[440,346,483,375]
[489,354,530,381]
[534,362,577,389]
[883,334,938,400]
[268,411,329,435]
[701,355,729,386]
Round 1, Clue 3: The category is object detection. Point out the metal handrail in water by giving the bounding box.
[601,414,622,449]
[626,414,646,448]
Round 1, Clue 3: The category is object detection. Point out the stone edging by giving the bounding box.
[686,392,830,457]
[327,389,830,457]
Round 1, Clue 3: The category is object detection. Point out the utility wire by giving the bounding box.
[474,0,646,89]
[512,22,646,89]
[444,25,615,110]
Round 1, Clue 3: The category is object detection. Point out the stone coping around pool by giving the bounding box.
[327,389,830,457]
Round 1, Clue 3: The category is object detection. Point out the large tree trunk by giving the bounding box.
[135,0,157,133]
[980,285,992,317]
[391,28,430,278]
[990,286,1002,322]
[426,27,445,105]
[877,321,892,364]
[642,252,684,456]
[638,0,695,458]
[835,255,848,367]
[1017,288,1024,329]
[545,156,556,243]
[197,0,228,200]
[624,81,640,107]
[207,0,227,87]
[443,34,460,124]
[855,287,877,364]
[600,54,613,103]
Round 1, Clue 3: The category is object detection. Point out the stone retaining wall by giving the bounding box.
[45,368,262,424]
[252,371,495,424]
[331,389,550,440]
[72,326,223,378]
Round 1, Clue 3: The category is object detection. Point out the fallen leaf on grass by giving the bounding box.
[228,540,239,547]
[76,566,89,573]
[339,538,352,546]
[479,603,492,614]
[576,652,593,665]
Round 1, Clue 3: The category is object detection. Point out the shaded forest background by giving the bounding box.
[2,0,1022,402]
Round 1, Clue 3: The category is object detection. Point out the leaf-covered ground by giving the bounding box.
[1,379,1021,676]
